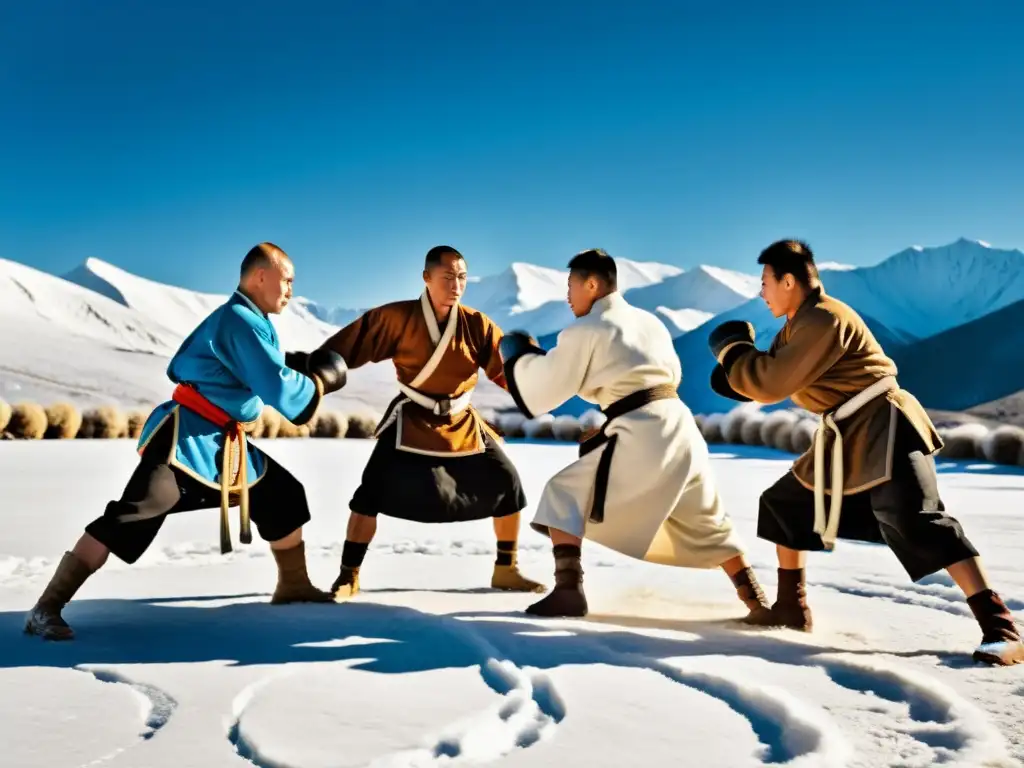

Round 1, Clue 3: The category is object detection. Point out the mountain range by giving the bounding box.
[0,238,1020,423]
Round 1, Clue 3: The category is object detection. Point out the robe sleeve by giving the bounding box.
[478,314,509,390]
[724,309,847,404]
[505,325,593,418]
[318,305,401,368]
[213,305,322,423]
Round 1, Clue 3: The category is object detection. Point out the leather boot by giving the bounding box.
[524,545,587,617]
[742,567,813,631]
[967,589,1024,666]
[491,541,546,593]
[24,551,94,640]
[729,565,772,621]
[269,541,333,604]
[331,566,360,602]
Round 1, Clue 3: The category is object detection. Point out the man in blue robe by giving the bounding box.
[24,243,349,640]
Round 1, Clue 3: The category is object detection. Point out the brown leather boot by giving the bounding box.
[269,541,334,604]
[524,544,587,617]
[742,567,813,631]
[24,551,94,640]
[967,589,1024,666]
[331,566,360,602]
[491,541,546,592]
[729,565,772,621]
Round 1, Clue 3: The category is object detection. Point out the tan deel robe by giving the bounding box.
[319,290,506,456]
[722,286,942,545]
[509,292,745,567]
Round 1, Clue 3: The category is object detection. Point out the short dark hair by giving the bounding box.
[241,242,286,277]
[425,245,464,269]
[567,248,617,289]
[757,239,819,288]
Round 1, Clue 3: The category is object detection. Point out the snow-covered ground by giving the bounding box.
[1,439,1023,767]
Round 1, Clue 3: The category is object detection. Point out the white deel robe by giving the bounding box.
[508,292,745,567]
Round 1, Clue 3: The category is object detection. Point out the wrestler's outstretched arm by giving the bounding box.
[213,305,344,424]
[499,325,593,419]
[709,310,847,404]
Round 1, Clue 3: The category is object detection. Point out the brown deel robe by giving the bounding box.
[318,290,506,456]
[723,286,942,496]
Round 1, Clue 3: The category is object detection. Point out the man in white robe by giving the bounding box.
[499,248,772,618]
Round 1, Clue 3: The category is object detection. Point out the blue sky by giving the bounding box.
[2,1,1022,308]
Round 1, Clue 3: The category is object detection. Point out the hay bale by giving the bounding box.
[7,402,47,439]
[720,404,761,444]
[936,423,987,460]
[346,412,380,439]
[44,402,82,439]
[552,415,583,442]
[760,410,800,450]
[578,409,607,432]
[0,398,11,433]
[313,411,348,438]
[126,408,150,439]
[739,411,767,445]
[789,419,817,455]
[523,414,555,439]
[979,424,1024,465]
[701,412,724,443]
[496,412,526,438]
[77,405,127,439]
[276,417,310,438]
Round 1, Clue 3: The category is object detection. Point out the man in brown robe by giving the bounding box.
[707,239,1023,666]
[294,246,544,598]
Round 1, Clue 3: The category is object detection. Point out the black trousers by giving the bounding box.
[757,416,979,582]
[349,421,526,523]
[86,418,311,564]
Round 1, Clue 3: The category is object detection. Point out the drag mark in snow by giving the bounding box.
[410,660,565,764]
[811,573,1024,619]
[76,666,177,740]
[225,657,565,767]
[72,666,178,767]
[818,655,1015,767]
[650,658,852,767]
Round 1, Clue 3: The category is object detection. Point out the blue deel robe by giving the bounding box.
[137,290,320,489]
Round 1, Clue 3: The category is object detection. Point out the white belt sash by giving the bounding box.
[813,375,898,550]
[374,289,476,443]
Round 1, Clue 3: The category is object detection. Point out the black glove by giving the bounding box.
[708,320,755,360]
[710,364,751,402]
[499,331,543,362]
[306,348,348,394]
[284,350,310,372]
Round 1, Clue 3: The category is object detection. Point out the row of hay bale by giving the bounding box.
[0,398,382,441]
[484,409,607,442]
[692,404,1024,468]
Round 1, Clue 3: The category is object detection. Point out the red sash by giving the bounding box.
[167,384,252,554]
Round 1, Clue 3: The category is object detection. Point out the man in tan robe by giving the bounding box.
[708,239,1023,666]
[295,246,544,598]
[499,248,772,619]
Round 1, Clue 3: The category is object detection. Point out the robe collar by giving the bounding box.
[232,289,268,319]
[592,291,626,313]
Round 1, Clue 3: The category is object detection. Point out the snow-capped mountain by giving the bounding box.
[1,257,178,355]
[62,258,340,351]
[621,265,761,335]
[465,259,684,337]
[820,238,1024,340]
[290,297,364,329]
